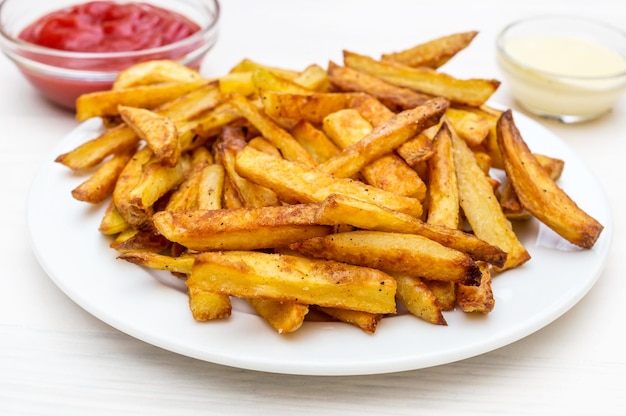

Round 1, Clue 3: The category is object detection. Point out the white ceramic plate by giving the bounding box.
[27,111,612,376]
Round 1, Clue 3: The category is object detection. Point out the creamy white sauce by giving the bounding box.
[498,35,626,121]
[504,35,626,78]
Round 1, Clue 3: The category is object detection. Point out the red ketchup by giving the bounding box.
[17,1,202,109]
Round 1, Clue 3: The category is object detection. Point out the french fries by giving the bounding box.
[55,29,604,336]
[497,110,603,248]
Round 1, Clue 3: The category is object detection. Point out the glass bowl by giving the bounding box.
[496,15,626,123]
[0,0,220,109]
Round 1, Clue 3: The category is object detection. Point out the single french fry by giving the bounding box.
[112,146,154,228]
[189,251,397,314]
[218,72,256,96]
[197,164,225,210]
[56,123,139,171]
[317,307,382,334]
[394,272,447,325]
[117,252,196,274]
[293,64,329,91]
[451,119,530,271]
[229,58,300,80]
[426,123,460,228]
[260,90,369,125]
[98,200,129,235]
[315,194,507,267]
[252,67,313,94]
[381,31,478,68]
[71,147,136,203]
[456,261,495,313]
[248,299,309,334]
[113,60,205,90]
[152,204,331,252]
[290,120,341,164]
[119,105,180,167]
[76,80,209,121]
[188,287,233,321]
[290,230,482,286]
[396,131,435,167]
[424,122,461,309]
[497,110,603,248]
[327,61,431,112]
[344,50,499,107]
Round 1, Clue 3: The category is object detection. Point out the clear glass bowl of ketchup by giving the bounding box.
[0,0,220,109]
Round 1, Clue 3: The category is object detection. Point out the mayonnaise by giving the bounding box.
[505,36,626,78]
[497,34,626,122]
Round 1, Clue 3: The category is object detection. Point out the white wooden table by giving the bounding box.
[2,1,625,414]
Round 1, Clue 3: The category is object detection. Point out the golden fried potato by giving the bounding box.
[497,110,603,248]
[344,50,499,107]
[394,272,447,325]
[248,299,309,334]
[317,307,382,334]
[113,60,205,90]
[76,80,209,121]
[381,31,478,68]
[290,230,481,286]
[189,251,397,314]
[327,61,431,112]
[119,105,180,167]
[456,261,495,313]
[152,204,331,252]
[290,120,341,164]
[71,147,136,203]
[451,120,530,271]
[117,252,196,274]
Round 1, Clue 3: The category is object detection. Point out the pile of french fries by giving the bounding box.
[56,31,604,335]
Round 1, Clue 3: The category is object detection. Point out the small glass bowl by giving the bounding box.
[496,15,626,123]
[0,0,220,109]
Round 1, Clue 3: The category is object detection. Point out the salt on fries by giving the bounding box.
[55,34,604,335]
